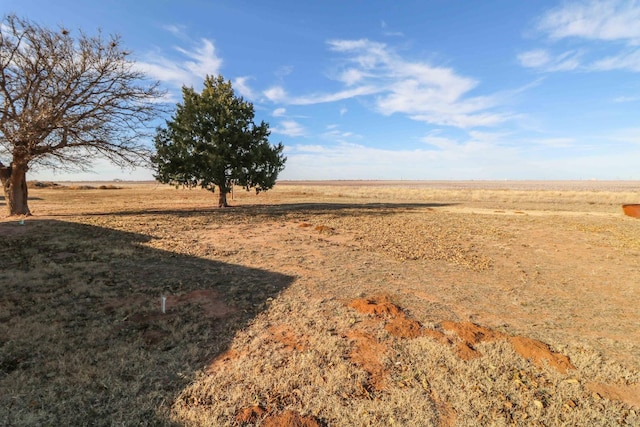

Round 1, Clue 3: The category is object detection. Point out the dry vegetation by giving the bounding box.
[1,180,640,426]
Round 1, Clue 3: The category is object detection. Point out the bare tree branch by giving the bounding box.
[0,14,166,171]
[0,14,167,215]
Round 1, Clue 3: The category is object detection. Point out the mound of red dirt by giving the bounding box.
[235,407,321,427]
[441,320,503,345]
[440,320,575,371]
[347,295,575,374]
[346,295,426,391]
[508,336,575,373]
[235,406,266,424]
[348,295,402,318]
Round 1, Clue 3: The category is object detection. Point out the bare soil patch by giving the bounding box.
[1,181,639,425]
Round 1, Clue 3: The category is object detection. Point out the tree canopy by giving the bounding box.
[0,14,164,215]
[152,75,286,207]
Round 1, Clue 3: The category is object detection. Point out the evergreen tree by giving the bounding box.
[152,75,286,207]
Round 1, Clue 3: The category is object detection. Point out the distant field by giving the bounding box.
[1,181,639,425]
[279,180,640,191]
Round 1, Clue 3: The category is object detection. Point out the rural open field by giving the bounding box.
[1,180,640,426]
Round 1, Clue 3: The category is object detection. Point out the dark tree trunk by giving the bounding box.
[0,161,31,216]
[217,184,229,208]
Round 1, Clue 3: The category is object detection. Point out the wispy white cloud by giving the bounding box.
[268,38,509,129]
[337,68,371,85]
[525,1,640,73]
[174,39,221,80]
[517,49,581,71]
[233,76,255,99]
[321,124,357,143]
[263,86,288,103]
[162,24,187,38]
[275,65,294,79]
[264,84,379,105]
[136,37,222,91]
[271,120,306,137]
[293,86,380,105]
[537,0,640,44]
[591,49,640,71]
[518,49,550,68]
[272,107,286,117]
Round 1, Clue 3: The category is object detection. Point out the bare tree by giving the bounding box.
[0,14,164,215]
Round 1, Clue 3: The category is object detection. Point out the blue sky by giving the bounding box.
[6,0,640,180]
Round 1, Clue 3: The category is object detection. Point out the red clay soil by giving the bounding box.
[348,295,422,338]
[261,410,322,427]
[508,336,575,373]
[586,382,640,409]
[348,295,402,317]
[348,296,576,374]
[440,320,575,372]
[235,406,267,424]
[235,407,321,427]
[441,321,504,345]
[346,330,388,391]
[384,316,423,338]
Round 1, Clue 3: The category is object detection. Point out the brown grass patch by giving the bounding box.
[168,289,238,319]
[267,325,309,352]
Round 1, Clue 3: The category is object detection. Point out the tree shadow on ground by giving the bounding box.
[46,202,458,220]
[0,195,43,205]
[0,219,294,425]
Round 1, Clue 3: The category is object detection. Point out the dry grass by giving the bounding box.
[1,181,639,425]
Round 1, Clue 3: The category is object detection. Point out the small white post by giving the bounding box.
[161,295,167,314]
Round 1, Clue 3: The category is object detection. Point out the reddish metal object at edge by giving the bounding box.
[622,204,640,218]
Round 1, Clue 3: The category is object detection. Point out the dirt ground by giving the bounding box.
[1,181,639,425]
